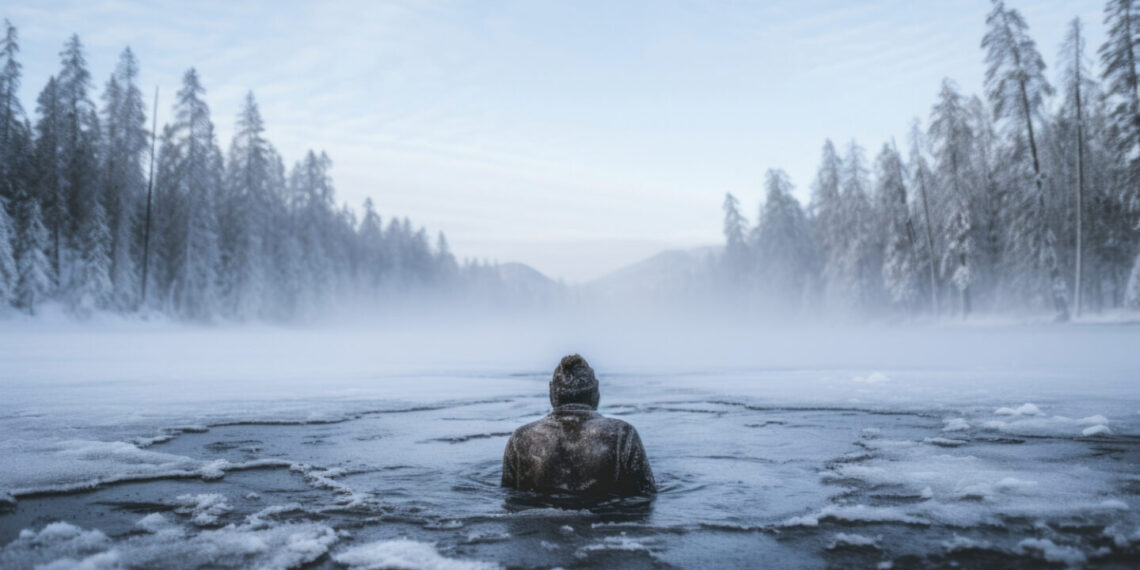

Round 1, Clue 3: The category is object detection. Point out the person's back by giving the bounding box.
[501,355,655,497]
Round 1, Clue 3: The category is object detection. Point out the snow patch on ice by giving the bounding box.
[289,463,363,505]
[942,418,970,432]
[1099,499,1129,511]
[135,513,172,533]
[245,503,306,529]
[853,372,890,384]
[0,522,114,570]
[0,438,291,497]
[578,533,656,556]
[941,534,993,552]
[1016,538,1087,566]
[1103,524,1140,548]
[464,530,510,544]
[1,520,337,570]
[995,403,1044,416]
[174,493,231,526]
[782,504,928,527]
[334,539,500,569]
[979,411,1118,437]
[827,532,880,549]
[923,437,967,447]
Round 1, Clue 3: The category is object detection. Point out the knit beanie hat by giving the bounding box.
[550,354,598,406]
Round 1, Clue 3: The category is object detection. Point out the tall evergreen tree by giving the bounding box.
[810,140,845,307]
[168,68,222,320]
[982,0,1067,319]
[907,122,941,314]
[12,192,51,312]
[435,231,458,285]
[876,144,920,311]
[57,35,104,298]
[929,79,978,314]
[0,195,16,303]
[1100,0,1140,218]
[357,197,384,291]
[100,47,148,310]
[33,76,64,285]
[1058,18,1096,316]
[0,19,25,202]
[722,192,749,283]
[221,91,275,319]
[753,169,815,311]
[835,140,883,312]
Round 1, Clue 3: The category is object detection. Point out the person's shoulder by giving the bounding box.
[590,415,639,435]
[508,416,552,441]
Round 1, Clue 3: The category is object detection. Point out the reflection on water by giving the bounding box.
[2,378,1140,569]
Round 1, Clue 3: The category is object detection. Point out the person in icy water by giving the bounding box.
[501,354,656,497]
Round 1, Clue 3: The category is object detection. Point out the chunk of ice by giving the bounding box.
[853,372,891,384]
[827,533,880,549]
[334,539,500,570]
[995,403,1044,416]
[1016,538,1087,566]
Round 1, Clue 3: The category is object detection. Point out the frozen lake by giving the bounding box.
[1,320,1138,568]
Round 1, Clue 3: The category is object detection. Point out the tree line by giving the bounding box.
[722,0,1140,320]
[0,22,486,321]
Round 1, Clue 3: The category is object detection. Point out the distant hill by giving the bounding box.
[584,246,721,302]
[497,262,563,293]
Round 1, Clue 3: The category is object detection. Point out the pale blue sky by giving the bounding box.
[7,0,1105,282]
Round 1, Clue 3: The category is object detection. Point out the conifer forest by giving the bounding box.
[1,1,1140,323]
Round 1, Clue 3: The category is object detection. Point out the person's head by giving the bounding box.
[550,354,600,409]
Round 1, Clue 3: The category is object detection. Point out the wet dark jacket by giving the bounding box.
[501,403,656,497]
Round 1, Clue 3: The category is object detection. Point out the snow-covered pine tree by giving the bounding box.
[435,231,458,286]
[100,48,147,310]
[1127,252,1140,307]
[965,95,1004,299]
[148,124,181,310]
[169,68,222,320]
[752,169,815,312]
[33,76,64,287]
[0,195,16,304]
[57,35,106,311]
[907,122,941,314]
[982,0,1067,319]
[0,19,24,203]
[809,140,845,307]
[357,197,384,292]
[942,201,975,318]
[837,140,884,313]
[1082,75,1134,309]
[68,194,111,316]
[1056,18,1098,317]
[929,79,978,314]
[1099,0,1140,219]
[221,91,275,319]
[12,189,51,312]
[722,192,749,285]
[876,144,920,312]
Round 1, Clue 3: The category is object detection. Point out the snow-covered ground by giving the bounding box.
[0,318,1138,568]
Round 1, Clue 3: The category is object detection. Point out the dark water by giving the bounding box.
[2,381,1139,569]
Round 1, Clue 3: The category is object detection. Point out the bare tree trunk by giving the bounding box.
[1073,23,1085,318]
[140,86,158,308]
[915,162,939,315]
